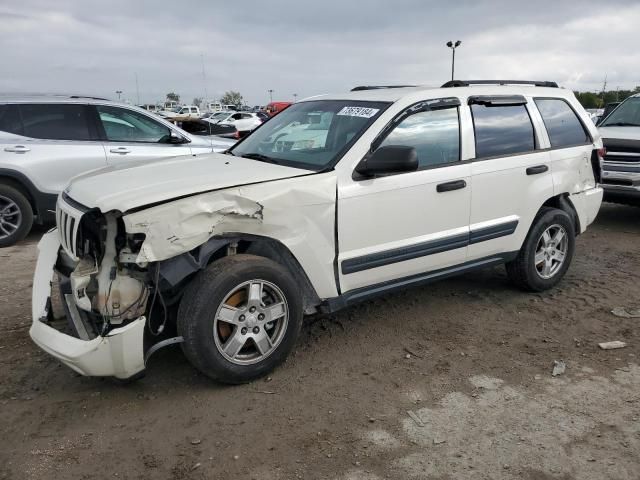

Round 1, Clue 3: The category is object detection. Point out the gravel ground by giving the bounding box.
[1,203,639,480]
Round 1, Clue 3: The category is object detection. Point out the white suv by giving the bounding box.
[0,96,235,246]
[30,81,603,383]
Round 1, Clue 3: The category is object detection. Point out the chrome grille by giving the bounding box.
[56,196,84,260]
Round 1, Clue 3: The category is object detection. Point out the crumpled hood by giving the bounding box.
[598,126,640,141]
[65,153,311,213]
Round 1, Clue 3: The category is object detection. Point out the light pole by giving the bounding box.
[115,90,123,101]
[293,93,298,102]
[446,40,461,81]
[268,89,274,102]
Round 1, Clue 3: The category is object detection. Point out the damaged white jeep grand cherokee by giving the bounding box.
[31,80,604,383]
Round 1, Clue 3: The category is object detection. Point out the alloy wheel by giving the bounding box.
[213,279,289,365]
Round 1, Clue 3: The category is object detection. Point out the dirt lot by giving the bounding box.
[1,203,639,480]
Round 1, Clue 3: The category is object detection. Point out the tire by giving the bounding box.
[0,183,33,248]
[505,207,575,292]
[177,254,303,384]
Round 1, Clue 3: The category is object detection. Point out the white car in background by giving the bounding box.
[269,112,331,151]
[203,111,263,133]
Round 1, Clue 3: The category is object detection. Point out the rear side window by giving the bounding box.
[0,104,23,136]
[379,108,460,168]
[20,104,91,141]
[471,104,535,158]
[535,99,590,147]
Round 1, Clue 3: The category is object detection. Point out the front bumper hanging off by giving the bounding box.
[29,230,146,379]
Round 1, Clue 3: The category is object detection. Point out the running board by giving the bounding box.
[324,253,517,313]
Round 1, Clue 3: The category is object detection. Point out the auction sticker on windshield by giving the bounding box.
[337,106,380,118]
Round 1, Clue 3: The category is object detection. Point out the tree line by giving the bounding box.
[164,91,245,107]
[574,87,640,109]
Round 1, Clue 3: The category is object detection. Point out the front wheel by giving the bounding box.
[506,207,575,292]
[177,254,303,384]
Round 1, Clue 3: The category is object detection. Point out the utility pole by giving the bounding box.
[115,90,123,101]
[268,89,274,102]
[135,73,140,105]
[293,93,298,102]
[599,74,608,108]
[446,40,461,81]
[201,53,209,101]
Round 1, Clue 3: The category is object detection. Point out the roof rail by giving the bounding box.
[69,95,110,101]
[441,80,559,88]
[350,85,416,92]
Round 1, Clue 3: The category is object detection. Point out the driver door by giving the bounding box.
[94,105,194,166]
[337,99,472,293]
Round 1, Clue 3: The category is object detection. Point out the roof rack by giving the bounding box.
[441,80,558,88]
[69,95,110,101]
[350,85,416,92]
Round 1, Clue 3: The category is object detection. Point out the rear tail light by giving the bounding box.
[597,147,606,159]
[234,131,241,139]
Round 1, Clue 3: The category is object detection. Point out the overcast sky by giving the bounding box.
[1,0,639,105]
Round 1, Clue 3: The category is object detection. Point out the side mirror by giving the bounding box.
[354,145,418,178]
[169,130,188,144]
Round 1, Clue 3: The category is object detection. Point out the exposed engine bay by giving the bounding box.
[56,204,152,337]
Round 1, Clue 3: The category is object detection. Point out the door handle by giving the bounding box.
[436,180,467,193]
[526,165,549,175]
[109,147,131,154]
[4,145,30,154]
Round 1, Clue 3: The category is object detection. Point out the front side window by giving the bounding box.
[231,100,389,171]
[535,98,590,147]
[471,104,535,158]
[97,106,172,143]
[599,96,640,127]
[19,103,91,141]
[378,108,460,168]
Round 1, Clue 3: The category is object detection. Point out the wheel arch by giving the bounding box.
[0,169,38,216]
[540,193,581,236]
[158,234,322,313]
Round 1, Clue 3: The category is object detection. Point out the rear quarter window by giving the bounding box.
[535,98,590,148]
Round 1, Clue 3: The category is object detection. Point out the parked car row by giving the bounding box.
[27,80,604,385]
[0,96,236,246]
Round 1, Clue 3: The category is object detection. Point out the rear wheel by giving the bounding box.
[0,184,33,247]
[506,208,575,292]
[177,254,303,384]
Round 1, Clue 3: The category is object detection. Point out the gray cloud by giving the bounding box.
[1,1,638,105]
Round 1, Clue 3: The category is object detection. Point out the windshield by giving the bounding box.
[230,100,389,170]
[600,97,640,127]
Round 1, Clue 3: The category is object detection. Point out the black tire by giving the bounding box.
[177,254,303,384]
[0,183,33,248]
[505,207,575,292]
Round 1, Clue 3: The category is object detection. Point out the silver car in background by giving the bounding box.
[0,95,235,246]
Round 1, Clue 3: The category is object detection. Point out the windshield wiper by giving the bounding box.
[240,153,281,164]
[602,122,640,127]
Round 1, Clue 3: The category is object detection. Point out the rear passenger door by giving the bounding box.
[533,98,595,193]
[0,103,107,195]
[467,96,554,261]
[95,105,194,165]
